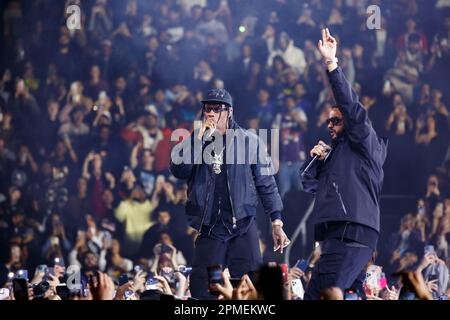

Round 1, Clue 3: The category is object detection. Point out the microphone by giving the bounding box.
[204,125,215,139]
[300,143,332,178]
[202,116,216,139]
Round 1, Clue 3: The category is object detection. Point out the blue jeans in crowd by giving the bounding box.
[277,161,303,198]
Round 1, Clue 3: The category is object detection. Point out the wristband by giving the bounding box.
[272,220,284,228]
[325,57,338,65]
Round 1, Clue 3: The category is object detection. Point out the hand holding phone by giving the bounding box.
[12,278,29,301]
[0,288,10,300]
[291,279,304,299]
[295,259,308,272]
[145,277,160,291]
[279,264,289,283]
[16,269,29,280]
[207,265,223,295]
[424,245,435,256]
[177,265,193,276]
[45,267,55,281]
[379,272,387,289]
[344,290,359,300]
[428,274,438,282]
[134,265,143,274]
[56,284,70,299]
[124,290,135,300]
[36,265,47,274]
[365,265,382,290]
[119,273,129,286]
[161,244,174,255]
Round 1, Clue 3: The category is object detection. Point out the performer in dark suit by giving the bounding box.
[170,88,290,299]
[300,29,388,299]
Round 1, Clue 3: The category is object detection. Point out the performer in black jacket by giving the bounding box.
[170,88,290,299]
[300,29,388,299]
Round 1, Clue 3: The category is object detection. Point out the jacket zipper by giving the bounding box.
[332,181,348,215]
[197,173,213,240]
[226,165,238,229]
[208,200,220,236]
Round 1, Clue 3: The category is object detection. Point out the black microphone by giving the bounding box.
[300,155,320,178]
[202,115,216,139]
[300,143,332,178]
[204,125,215,139]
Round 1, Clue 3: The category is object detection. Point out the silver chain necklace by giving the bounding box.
[211,146,225,174]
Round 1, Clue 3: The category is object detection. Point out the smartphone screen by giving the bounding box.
[207,265,223,295]
[56,284,71,299]
[399,288,416,300]
[295,259,308,272]
[424,245,435,255]
[45,267,55,280]
[134,265,143,274]
[145,278,160,290]
[207,265,223,285]
[124,290,135,300]
[161,244,173,254]
[54,257,65,267]
[16,269,28,280]
[428,274,438,282]
[119,273,129,286]
[13,278,29,301]
[344,290,358,300]
[36,264,47,274]
[291,279,304,299]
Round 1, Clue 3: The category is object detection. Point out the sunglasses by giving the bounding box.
[203,104,229,114]
[326,117,343,126]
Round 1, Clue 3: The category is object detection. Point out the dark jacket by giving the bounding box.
[300,67,387,232]
[170,121,283,231]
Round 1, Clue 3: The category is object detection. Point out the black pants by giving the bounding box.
[190,222,262,299]
[304,238,373,300]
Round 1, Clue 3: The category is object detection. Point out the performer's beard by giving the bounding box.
[330,128,344,140]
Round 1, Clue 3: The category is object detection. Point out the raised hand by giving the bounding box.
[317,28,337,62]
[272,224,290,254]
[426,279,438,293]
[212,268,233,300]
[89,272,115,300]
[153,275,172,295]
[132,270,147,293]
[232,275,258,300]
[114,282,135,300]
[384,286,399,300]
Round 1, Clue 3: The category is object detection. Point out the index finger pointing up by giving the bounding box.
[321,28,327,43]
